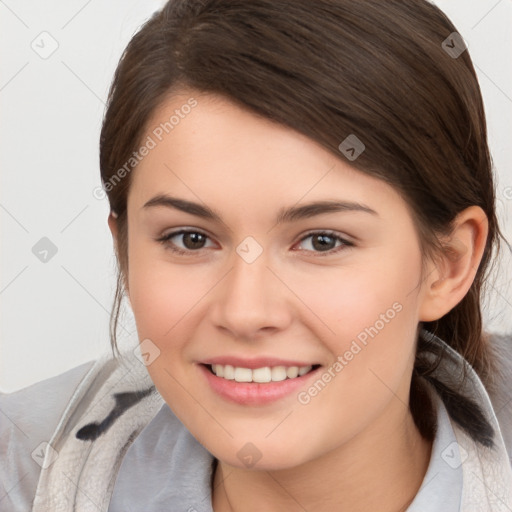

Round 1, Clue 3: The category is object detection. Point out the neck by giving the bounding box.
[212,405,432,512]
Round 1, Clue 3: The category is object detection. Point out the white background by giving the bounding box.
[1,0,511,392]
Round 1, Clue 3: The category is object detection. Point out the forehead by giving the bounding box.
[128,89,406,222]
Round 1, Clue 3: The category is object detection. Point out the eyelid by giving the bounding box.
[297,229,353,244]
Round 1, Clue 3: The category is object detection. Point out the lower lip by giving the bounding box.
[199,364,322,405]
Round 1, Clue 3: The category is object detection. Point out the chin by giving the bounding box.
[210,440,314,472]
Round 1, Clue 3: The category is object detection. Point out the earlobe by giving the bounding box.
[418,206,488,322]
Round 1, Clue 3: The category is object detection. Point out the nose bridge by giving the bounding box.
[226,243,272,306]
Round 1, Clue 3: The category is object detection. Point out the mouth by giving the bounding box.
[199,362,323,405]
[203,363,322,383]
[198,357,324,405]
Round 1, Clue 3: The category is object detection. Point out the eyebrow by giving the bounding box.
[142,194,378,224]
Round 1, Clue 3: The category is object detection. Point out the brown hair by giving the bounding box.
[99,0,509,446]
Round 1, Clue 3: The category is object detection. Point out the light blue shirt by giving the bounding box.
[108,389,464,512]
[407,393,462,512]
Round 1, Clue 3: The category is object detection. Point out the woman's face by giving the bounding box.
[123,89,432,470]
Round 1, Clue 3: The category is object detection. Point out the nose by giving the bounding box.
[209,247,293,341]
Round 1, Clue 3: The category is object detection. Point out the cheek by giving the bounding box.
[127,254,209,417]
[127,245,206,342]
[293,253,421,398]
[295,274,419,446]
[294,254,421,344]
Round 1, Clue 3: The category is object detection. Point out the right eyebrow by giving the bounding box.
[142,195,223,223]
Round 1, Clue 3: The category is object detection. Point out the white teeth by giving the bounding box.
[210,364,314,382]
[234,367,252,382]
[271,366,287,382]
[252,367,272,383]
[298,366,311,376]
[223,364,235,380]
[286,366,299,379]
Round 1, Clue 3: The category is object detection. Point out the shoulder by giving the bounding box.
[484,331,512,461]
[0,360,96,511]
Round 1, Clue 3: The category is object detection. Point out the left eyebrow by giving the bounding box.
[275,200,378,224]
[141,194,378,223]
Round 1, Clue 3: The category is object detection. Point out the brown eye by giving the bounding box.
[311,234,337,251]
[295,231,353,255]
[181,232,207,249]
[157,229,214,254]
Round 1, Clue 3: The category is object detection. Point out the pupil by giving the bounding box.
[313,234,335,251]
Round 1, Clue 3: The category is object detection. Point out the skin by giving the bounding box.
[108,89,489,512]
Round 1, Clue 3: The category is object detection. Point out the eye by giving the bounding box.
[156,229,215,255]
[294,231,353,255]
[156,229,353,256]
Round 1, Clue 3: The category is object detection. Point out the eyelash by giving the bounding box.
[155,229,354,257]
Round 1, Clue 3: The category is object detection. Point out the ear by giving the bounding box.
[107,211,119,253]
[107,211,130,298]
[418,206,489,322]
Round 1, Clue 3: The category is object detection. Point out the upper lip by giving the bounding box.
[201,357,320,369]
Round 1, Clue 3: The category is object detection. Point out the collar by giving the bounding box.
[417,329,512,510]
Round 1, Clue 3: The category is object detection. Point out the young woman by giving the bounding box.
[2,1,511,511]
